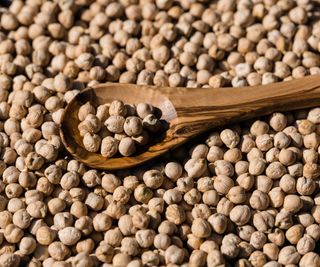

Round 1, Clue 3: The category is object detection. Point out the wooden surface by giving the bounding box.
[60,74,320,170]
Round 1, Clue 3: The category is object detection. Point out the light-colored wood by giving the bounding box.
[60,74,320,170]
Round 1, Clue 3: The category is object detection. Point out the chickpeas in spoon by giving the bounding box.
[78,100,167,158]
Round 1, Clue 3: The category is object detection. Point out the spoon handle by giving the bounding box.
[165,74,320,137]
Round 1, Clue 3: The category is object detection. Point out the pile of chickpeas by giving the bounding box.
[0,0,320,266]
[78,100,164,157]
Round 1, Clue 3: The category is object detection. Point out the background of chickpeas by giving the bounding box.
[0,0,320,266]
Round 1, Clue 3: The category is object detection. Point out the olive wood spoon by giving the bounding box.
[60,74,320,170]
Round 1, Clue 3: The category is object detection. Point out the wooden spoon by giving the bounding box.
[60,74,320,170]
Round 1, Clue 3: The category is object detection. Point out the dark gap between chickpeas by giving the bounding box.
[77,100,169,157]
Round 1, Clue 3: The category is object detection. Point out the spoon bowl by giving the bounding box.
[60,75,320,170]
[60,84,180,170]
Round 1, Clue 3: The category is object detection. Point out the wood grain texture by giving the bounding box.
[60,74,320,170]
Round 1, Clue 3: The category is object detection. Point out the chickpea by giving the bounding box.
[4,224,24,243]
[83,133,101,152]
[220,129,240,148]
[58,227,81,246]
[165,245,185,264]
[0,253,20,267]
[100,136,119,158]
[12,209,31,229]
[36,226,56,245]
[278,246,301,265]
[165,162,182,181]
[253,211,275,233]
[227,186,247,204]
[283,195,303,214]
[249,190,270,210]
[19,237,37,255]
[118,137,136,156]
[191,218,211,238]
[166,204,186,225]
[143,169,164,189]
